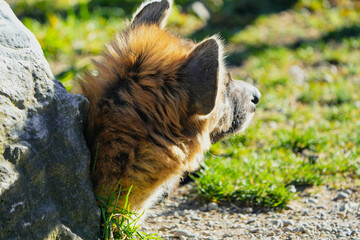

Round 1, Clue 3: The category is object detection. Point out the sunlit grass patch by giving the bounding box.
[194,152,294,208]
[194,2,360,207]
[97,183,160,240]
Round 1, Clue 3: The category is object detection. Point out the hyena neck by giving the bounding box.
[92,124,210,211]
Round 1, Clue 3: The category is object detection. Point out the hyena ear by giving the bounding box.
[131,0,173,28]
[184,37,223,116]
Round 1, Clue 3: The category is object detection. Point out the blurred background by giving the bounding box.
[7,0,360,208]
[8,0,360,90]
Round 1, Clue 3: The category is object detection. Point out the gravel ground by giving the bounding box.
[142,180,360,240]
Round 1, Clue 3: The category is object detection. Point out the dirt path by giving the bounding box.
[142,180,360,240]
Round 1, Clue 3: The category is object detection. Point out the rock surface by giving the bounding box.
[0,1,100,239]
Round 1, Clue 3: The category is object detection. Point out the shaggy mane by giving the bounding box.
[78,24,208,211]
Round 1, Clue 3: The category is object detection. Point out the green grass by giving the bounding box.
[193,0,360,208]
[97,182,160,239]
[10,0,360,214]
[90,143,158,239]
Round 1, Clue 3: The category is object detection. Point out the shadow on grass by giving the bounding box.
[188,0,298,41]
[225,24,360,66]
[11,0,139,22]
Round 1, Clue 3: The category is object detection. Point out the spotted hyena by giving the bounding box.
[79,0,261,213]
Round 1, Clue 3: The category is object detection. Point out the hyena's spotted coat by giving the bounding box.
[79,0,260,213]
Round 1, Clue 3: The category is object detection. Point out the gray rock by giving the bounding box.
[206,221,215,228]
[307,198,319,204]
[272,219,283,227]
[231,224,240,229]
[288,185,297,193]
[223,233,234,238]
[283,220,295,227]
[296,223,311,234]
[191,215,202,221]
[302,209,310,216]
[334,192,349,201]
[208,202,219,211]
[242,207,253,214]
[318,211,326,220]
[0,1,100,239]
[343,189,352,195]
[340,202,359,213]
[248,228,260,233]
[320,223,332,232]
[200,205,208,211]
[246,219,256,224]
[172,229,195,238]
[284,226,294,232]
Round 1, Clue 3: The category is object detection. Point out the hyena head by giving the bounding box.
[79,0,260,212]
[126,0,261,146]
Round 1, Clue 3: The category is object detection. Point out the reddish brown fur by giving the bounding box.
[79,24,212,211]
[79,0,260,213]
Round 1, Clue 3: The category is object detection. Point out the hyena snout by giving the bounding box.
[234,80,261,110]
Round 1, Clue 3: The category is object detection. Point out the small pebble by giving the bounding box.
[231,224,240,229]
[223,233,233,237]
[344,189,352,195]
[320,223,332,232]
[206,221,214,228]
[208,202,219,211]
[283,220,295,227]
[288,185,297,193]
[191,216,201,221]
[172,229,194,238]
[246,219,256,224]
[200,205,207,211]
[242,207,253,214]
[202,231,213,236]
[341,202,359,213]
[272,219,283,227]
[303,209,310,216]
[248,228,260,233]
[308,198,319,204]
[284,226,294,232]
[338,212,347,219]
[334,192,349,201]
[296,225,306,233]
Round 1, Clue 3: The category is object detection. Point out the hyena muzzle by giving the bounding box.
[78,0,261,213]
